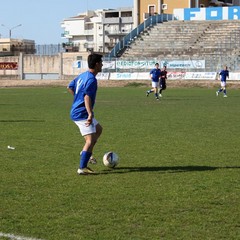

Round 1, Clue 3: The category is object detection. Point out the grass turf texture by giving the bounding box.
[0,87,239,240]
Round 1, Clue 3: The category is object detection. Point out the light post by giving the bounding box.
[1,24,22,38]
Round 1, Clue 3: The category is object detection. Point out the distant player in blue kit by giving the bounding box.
[158,65,167,97]
[216,65,229,97]
[146,63,161,100]
[68,53,103,175]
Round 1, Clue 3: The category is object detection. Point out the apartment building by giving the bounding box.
[61,7,133,54]
[0,38,35,56]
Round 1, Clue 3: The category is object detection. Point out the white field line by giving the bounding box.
[0,232,44,240]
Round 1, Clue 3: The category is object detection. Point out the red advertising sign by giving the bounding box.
[0,62,18,70]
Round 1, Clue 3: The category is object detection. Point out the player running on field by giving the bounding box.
[159,65,167,97]
[146,63,161,100]
[216,65,229,98]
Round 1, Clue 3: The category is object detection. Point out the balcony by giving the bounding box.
[121,17,133,24]
[103,17,121,24]
[103,17,133,24]
[105,30,130,36]
[83,29,94,35]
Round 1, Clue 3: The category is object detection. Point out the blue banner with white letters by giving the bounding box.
[174,6,240,21]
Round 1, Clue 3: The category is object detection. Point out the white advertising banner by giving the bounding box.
[167,72,186,80]
[110,72,137,80]
[96,72,109,80]
[229,72,240,81]
[110,72,150,80]
[116,60,156,69]
[161,60,205,69]
[185,72,217,80]
[114,60,205,69]
[137,72,150,80]
[105,72,239,81]
[102,61,115,70]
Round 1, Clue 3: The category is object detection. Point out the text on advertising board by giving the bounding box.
[0,62,18,70]
[174,6,240,21]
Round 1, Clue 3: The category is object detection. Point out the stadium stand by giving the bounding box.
[120,20,240,71]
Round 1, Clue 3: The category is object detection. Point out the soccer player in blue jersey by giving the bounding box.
[146,63,161,100]
[216,65,229,97]
[68,53,103,175]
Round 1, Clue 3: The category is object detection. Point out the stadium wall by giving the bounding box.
[0,54,239,81]
[0,53,86,80]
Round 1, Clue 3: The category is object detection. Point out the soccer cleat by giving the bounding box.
[156,97,159,100]
[77,167,95,175]
[146,91,149,97]
[89,156,97,164]
[223,95,227,98]
[216,91,219,96]
[159,93,162,97]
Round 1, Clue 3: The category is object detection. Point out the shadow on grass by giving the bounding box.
[166,98,202,101]
[101,165,240,174]
[0,120,45,122]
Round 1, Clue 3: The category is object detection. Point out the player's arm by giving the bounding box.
[67,87,74,95]
[84,94,93,126]
[67,79,76,95]
[150,70,153,79]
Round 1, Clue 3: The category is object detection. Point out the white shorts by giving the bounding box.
[74,118,99,136]
[152,81,158,88]
[221,81,226,87]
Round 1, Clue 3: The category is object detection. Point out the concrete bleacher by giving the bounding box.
[121,20,240,71]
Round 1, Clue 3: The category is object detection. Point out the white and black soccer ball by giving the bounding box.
[103,152,119,168]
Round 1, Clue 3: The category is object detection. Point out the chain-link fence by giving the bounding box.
[27,43,240,73]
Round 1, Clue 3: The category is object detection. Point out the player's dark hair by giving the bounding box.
[88,53,103,69]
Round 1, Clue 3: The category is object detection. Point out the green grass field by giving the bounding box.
[0,86,239,240]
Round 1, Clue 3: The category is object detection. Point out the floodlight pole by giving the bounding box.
[1,24,22,38]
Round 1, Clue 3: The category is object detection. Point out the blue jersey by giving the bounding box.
[150,68,161,82]
[219,69,229,82]
[68,71,97,121]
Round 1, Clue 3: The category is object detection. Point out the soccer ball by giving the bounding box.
[103,152,119,168]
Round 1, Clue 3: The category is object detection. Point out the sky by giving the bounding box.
[0,0,133,45]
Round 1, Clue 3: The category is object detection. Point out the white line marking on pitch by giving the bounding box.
[0,232,44,240]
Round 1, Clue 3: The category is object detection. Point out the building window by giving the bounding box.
[121,11,132,17]
[105,12,119,18]
[149,6,155,16]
